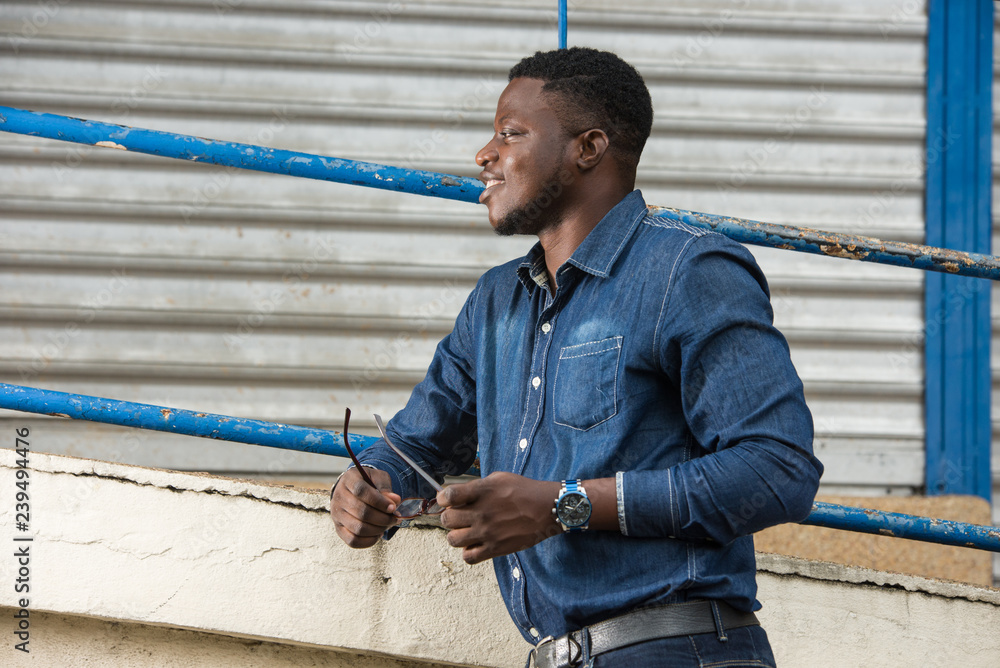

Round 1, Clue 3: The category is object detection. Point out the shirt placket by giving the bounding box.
[512,289,559,476]
[506,287,561,639]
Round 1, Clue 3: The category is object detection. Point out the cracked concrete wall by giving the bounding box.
[1,450,999,667]
[0,607,445,668]
[0,450,522,667]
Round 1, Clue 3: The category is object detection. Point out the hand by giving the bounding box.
[330,467,402,549]
[436,472,562,565]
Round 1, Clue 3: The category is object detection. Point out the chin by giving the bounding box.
[495,209,554,237]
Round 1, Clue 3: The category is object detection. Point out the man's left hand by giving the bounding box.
[436,472,562,565]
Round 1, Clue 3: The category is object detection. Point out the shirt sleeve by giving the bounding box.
[355,278,481,501]
[621,233,823,544]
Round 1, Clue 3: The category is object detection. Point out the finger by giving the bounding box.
[341,499,400,530]
[444,526,481,549]
[334,523,380,550]
[437,479,481,508]
[345,477,398,515]
[334,513,392,539]
[439,507,474,530]
[331,473,401,530]
[333,500,400,550]
[462,544,489,565]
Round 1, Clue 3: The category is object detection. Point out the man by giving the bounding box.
[331,47,822,667]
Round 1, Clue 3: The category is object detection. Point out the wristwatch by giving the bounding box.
[553,479,591,532]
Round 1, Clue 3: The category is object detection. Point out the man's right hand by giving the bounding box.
[330,467,402,549]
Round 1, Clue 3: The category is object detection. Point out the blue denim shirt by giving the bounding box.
[357,190,823,643]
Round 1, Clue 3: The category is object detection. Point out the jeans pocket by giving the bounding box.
[553,336,623,431]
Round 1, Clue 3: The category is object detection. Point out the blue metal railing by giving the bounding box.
[2,106,999,282]
[2,383,999,553]
[2,107,1000,554]
[0,107,482,204]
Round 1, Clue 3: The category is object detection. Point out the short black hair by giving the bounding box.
[509,47,653,171]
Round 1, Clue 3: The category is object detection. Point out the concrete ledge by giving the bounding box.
[1,451,999,667]
[755,553,1000,666]
[0,450,522,667]
[756,494,994,585]
[0,607,442,667]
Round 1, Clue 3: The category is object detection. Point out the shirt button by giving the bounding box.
[529,627,540,638]
[512,567,520,580]
[519,438,528,449]
[531,376,541,389]
[541,322,551,333]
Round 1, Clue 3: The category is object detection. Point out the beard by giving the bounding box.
[493,208,552,237]
[491,184,565,237]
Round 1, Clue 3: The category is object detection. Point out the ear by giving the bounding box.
[574,129,610,172]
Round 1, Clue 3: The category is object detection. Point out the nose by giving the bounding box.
[476,136,498,167]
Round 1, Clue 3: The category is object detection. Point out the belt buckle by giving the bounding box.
[556,633,584,668]
[533,633,583,668]
[529,636,553,668]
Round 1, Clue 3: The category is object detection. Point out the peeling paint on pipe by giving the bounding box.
[1,382,999,552]
[648,206,1000,282]
[0,383,374,458]
[0,106,483,203]
[2,105,998,281]
[804,501,1000,553]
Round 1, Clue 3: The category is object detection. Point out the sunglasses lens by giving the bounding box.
[394,498,425,519]
[424,501,444,515]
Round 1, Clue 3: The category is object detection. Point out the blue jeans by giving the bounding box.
[586,626,776,668]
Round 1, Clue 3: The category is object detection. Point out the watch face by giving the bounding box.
[557,492,591,527]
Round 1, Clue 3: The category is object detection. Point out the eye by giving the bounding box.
[498,129,519,139]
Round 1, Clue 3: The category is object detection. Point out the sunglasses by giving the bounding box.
[341,408,443,519]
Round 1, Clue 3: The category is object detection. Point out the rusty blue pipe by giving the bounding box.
[0,382,375,458]
[1,105,998,280]
[2,382,999,552]
[0,106,483,203]
[649,206,1000,282]
[804,501,1000,552]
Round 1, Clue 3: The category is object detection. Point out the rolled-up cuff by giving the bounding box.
[620,468,680,538]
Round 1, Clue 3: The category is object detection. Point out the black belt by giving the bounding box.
[530,600,759,668]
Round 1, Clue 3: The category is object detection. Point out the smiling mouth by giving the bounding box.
[479,179,504,203]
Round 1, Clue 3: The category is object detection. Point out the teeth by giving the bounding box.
[486,179,503,189]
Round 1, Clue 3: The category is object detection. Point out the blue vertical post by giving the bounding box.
[924,0,993,500]
[558,0,567,49]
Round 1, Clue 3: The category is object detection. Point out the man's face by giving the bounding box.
[476,77,575,237]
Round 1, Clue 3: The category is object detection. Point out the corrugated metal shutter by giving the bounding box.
[1,0,927,489]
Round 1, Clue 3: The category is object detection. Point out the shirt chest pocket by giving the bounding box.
[553,335,623,431]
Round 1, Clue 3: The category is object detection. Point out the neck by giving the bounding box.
[537,188,631,291]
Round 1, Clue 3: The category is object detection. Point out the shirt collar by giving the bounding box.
[516,190,648,293]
